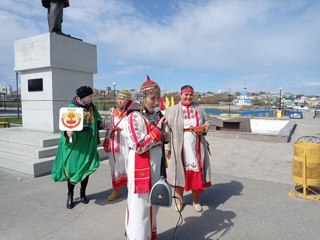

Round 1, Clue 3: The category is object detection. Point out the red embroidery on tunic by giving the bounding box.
[182,105,196,119]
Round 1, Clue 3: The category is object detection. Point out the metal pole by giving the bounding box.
[3,87,6,111]
[228,88,231,116]
[279,87,282,110]
[16,72,20,118]
[228,93,231,116]
[113,82,116,107]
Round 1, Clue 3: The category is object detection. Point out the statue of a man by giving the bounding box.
[42,0,70,36]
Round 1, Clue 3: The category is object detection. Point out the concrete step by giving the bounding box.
[0,128,106,147]
[0,141,58,159]
[0,147,108,177]
[0,128,108,177]
[0,137,108,159]
[0,128,60,147]
[0,152,55,177]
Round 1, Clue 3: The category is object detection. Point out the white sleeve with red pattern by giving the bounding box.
[124,111,162,154]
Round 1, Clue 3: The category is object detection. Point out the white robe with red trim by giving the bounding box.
[181,105,204,192]
[123,111,162,240]
[105,108,128,190]
[165,102,212,191]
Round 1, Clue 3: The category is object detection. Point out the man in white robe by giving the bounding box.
[123,76,170,240]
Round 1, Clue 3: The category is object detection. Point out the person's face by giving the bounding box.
[144,95,160,112]
[180,91,194,105]
[117,98,128,108]
[82,94,93,105]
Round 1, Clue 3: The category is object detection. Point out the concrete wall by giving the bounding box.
[14,33,97,132]
[250,119,289,135]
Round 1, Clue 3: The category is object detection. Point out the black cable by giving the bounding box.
[157,110,183,239]
[170,127,183,240]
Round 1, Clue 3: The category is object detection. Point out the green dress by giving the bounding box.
[51,103,102,184]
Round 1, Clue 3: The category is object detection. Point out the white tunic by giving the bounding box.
[123,111,162,240]
[182,104,204,192]
[105,108,128,190]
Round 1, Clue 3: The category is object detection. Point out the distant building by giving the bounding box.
[307,97,320,107]
[0,84,12,95]
[106,87,112,94]
[234,88,252,106]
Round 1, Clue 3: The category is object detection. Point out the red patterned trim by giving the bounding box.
[180,88,194,94]
[149,128,162,142]
[129,113,151,194]
[195,110,203,170]
[112,176,128,190]
[152,231,157,240]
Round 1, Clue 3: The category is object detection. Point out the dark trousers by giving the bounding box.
[47,0,64,33]
[67,176,89,193]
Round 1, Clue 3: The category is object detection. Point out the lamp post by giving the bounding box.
[278,87,282,110]
[228,87,231,116]
[16,72,20,118]
[113,82,116,106]
[103,91,106,110]
[228,93,231,116]
[2,87,7,111]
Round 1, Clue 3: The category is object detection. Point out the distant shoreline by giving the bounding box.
[200,104,249,111]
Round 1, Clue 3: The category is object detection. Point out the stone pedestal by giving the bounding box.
[14,33,97,132]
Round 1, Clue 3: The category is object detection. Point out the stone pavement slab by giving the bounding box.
[1,161,320,240]
[1,117,320,240]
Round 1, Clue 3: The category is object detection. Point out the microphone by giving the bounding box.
[154,107,172,131]
[154,107,164,118]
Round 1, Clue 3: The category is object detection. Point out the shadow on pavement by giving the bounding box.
[89,187,128,206]
[158,180,244,240]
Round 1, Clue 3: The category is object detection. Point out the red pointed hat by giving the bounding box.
[140,75,161,96]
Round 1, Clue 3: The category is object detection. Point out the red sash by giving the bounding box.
[129,113,152,194]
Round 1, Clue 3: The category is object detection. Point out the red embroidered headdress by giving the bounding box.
[117,89,132,100]
[140,75,161,97]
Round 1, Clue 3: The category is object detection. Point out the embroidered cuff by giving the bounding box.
[149,127,162,143]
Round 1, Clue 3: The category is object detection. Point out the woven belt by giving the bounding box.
[183,128,193,132]
[183,126,207,135]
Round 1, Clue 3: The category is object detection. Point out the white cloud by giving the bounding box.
[76,0,320,72]
[116,65,152,75]
[0,0,319,94]
[302,80,320,87]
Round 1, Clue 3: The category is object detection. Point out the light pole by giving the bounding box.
[103,91,106,110]
[16,72,20,118]
[278,87,282,110]
[228,93,231,116]
[113,82,116,106]
[2,87,7,111]
[228,87,231,116]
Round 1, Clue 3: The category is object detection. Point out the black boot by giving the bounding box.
[80,188,89,204]
[66,192,74,209]
[67,180,75,209]
[80,176,89,204]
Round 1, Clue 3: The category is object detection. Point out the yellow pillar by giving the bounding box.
[165,97,170,109]
[276,110,282,118]
[171,96,175,106]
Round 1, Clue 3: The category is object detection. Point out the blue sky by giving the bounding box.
[1,0,320,95]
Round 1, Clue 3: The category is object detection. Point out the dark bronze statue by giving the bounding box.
[42,0,70,36]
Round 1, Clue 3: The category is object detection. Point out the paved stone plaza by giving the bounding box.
[1,116,320,240]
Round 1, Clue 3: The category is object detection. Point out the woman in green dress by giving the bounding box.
[52,86,104,209]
